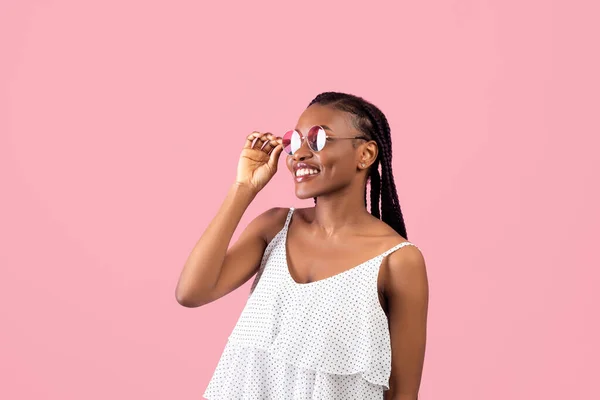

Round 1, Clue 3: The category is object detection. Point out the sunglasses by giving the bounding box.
[282,125,367,155]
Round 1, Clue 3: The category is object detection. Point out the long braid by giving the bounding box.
[369,166,381,219]
[360,102,407,238]
[306,92,408,239]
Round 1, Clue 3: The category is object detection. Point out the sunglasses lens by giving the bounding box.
[282,130,302,155]
[308,126,326,151]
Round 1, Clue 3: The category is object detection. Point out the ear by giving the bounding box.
[358,140,378,170]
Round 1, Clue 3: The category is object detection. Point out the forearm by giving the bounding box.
[176,183,256,303]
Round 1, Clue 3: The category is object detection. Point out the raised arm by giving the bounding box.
[175,131,284,308]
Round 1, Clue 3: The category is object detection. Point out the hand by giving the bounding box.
[235,131,284,193]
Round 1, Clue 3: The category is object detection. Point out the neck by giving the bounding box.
[310,182,373,236]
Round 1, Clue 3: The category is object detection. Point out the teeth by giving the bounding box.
[295,168,319,177]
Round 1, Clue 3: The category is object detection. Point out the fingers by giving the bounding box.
[267,140,284,170]
[245,131,282,156]
[261,134,280,153]
[244,131,262,149]
[254,134,269,151]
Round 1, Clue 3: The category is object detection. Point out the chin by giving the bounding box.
[294,188,319,200]
[294,178,353,201]
[293,181,326,200]
[294,183,338,200]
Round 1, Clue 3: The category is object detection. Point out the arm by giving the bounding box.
[175,183,265,307]
[175,131,284,308]
[384,246,429,400]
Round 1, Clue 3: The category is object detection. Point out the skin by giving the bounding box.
[176,104,428,400]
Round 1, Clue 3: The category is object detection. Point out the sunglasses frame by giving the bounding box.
[283,125,368,155]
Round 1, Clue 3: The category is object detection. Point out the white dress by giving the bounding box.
[203,207,419,399]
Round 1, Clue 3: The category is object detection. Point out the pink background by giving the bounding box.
[1,1,599,399]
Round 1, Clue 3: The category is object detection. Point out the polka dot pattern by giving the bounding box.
[203,207,419,399]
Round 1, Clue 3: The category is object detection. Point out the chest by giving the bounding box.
[285,234,390,315]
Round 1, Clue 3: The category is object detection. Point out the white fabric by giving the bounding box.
[203,207,419,399]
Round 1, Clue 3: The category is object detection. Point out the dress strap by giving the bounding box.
[283,207,295,231]
[380,241,419,258]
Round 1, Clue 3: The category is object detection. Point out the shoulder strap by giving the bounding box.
[283,207,295,231]
[380,241,419,258]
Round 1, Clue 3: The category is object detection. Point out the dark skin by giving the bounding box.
[176,104,428,400]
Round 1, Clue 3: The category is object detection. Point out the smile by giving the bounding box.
[294,168,320,183]
[295,168,319,177]
[292,161,321,183]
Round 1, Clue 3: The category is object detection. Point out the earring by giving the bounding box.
[360,163,366,168]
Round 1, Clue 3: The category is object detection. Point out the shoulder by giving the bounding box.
[382,241,428,300]
[250,207,293,243]
[364,216,408,250]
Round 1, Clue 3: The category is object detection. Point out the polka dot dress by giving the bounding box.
[203,207,419,399]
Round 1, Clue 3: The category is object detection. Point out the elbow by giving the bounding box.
[175,287,203,308]
[176,295,194,308]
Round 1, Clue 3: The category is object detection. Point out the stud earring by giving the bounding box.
[360,163,366,168]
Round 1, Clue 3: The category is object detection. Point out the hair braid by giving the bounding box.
[306,91,408,239]
[360,103,407,238]
[369,166,381,219]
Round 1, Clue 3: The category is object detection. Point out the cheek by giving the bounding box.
[286,156,294,172]
[321,153,355,175]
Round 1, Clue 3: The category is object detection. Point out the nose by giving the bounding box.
[292,138,313,161]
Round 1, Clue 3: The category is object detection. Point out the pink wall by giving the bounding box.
[2,1,599,399]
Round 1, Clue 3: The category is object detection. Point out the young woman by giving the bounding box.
[176,92,429,400]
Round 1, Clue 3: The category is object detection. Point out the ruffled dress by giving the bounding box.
[203,207,419,399]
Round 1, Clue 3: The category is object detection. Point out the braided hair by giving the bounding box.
[307,92,408,239]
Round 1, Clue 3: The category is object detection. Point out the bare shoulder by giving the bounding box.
[381,239,428,298]
[364,215,410,249]
[250,207,292,244]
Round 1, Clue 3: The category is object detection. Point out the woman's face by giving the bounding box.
[285,104,369,200]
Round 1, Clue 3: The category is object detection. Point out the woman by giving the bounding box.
[176,92,429,400]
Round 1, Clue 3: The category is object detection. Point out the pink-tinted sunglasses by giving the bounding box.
[282,125,367,155]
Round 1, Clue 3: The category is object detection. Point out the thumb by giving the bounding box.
[267,144,284,171]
